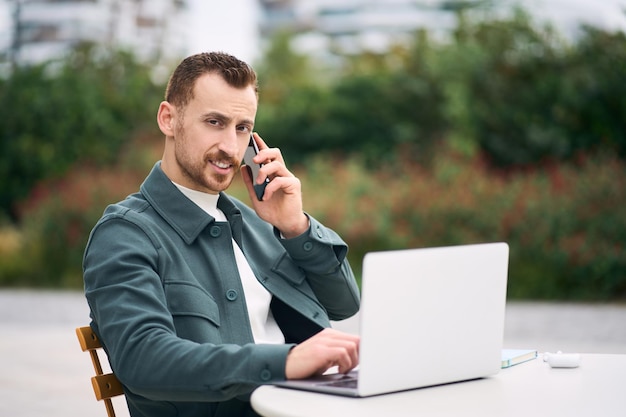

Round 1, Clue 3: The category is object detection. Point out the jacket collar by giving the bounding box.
[140,162,229,244]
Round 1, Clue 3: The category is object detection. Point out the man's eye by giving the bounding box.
[237,125,252,133]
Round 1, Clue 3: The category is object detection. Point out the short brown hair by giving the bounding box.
[164,52,258,109]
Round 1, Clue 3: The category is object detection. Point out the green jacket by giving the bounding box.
[83,162,360,417]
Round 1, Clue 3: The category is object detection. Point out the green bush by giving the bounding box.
[2,9,625,299]
[287,148,626,300]
[1,163,146,287]
[423,9,626,166]
[3,11,625,221]
[256,32,446,164]
[0,43,163,220]
[255,10,626,168]
[0,224,27,285]
[2,138,624,300]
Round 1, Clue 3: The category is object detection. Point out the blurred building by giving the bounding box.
[2,0,625,69]
[2,0,188,67]
[257,0,626,57]
[1,0,477,69]
[257,0,471,56]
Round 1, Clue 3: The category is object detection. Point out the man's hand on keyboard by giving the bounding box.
[285,328,360,379]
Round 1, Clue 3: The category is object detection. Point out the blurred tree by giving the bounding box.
[559,26,626,158]
[438,9,626,166]
[254,30,328,161]
[0,43,163,221]
[255,31,445,164]
[255,30,319,105]
[443,9,571,166]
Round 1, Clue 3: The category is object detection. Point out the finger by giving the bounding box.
[304,344,356,376]
[240,166,262,202]
[261,176,297,200]
[315,331,360,373]
[330,345,359,375]
[252,132,267,150]
[250,133,275,165]
[241,163,252,183]
[255,150,283,168]
[253,134,281,163]
[341,337,360,367]
[285,331,360,379]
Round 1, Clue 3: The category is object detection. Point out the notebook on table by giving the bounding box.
[273,242,510,397]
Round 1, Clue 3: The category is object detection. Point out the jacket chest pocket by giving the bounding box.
[165,281,222,343]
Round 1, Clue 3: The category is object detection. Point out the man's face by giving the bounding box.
[170,73,257,194]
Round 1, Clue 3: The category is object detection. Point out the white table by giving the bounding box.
[251,354,626,417]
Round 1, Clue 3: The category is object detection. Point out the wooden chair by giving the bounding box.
[76,326,125,417]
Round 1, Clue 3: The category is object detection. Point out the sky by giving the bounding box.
[524,0,626,34]
[185,0,260,63]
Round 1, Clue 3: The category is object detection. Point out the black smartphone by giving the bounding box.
[242,134,270,201]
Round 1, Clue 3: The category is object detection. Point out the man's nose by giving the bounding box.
[218,129,239,156]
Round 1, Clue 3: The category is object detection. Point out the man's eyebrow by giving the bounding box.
[202,112,254,127]
[202,111,230,123]
[240,118,255,127]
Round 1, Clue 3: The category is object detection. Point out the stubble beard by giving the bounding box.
[174,125,240,194]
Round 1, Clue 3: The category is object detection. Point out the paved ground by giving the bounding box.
[1,289,625,417]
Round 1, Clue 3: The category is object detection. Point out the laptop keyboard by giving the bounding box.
[319,377,358,389]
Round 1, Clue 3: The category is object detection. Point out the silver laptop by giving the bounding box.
[274,242,509,397]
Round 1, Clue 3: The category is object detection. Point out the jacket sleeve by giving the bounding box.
[276,214,361,321]
[83,214,293,403]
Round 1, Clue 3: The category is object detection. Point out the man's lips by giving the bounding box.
[208,158,238,175]
[211,160,232,169]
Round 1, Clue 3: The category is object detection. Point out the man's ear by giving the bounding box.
[157,101,176,136]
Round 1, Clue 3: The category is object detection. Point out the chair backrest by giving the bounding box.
[76,326,125,417]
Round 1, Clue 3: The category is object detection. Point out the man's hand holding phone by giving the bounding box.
[241,133,309,239]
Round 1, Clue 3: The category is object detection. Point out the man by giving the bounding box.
[83,52,360,417]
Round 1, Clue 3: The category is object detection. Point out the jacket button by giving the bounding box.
[226,289,238,301]
[302,241,313,251]
[210,225,221,238]
[260,369,272,381]
[316,225,324,238]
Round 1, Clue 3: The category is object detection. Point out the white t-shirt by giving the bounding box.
[173,183,285,345]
